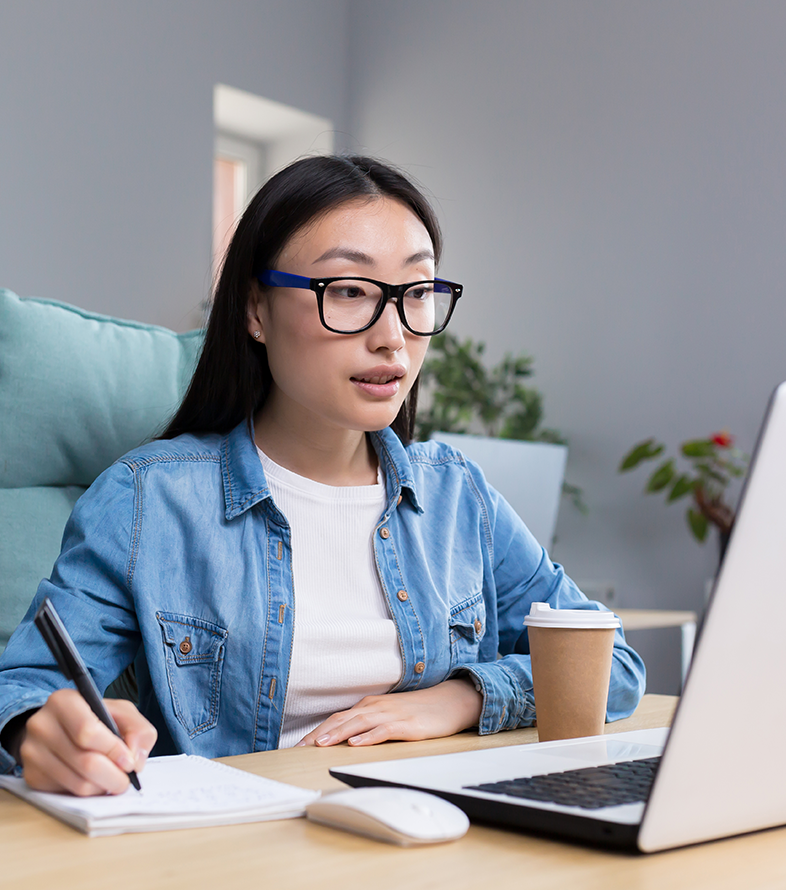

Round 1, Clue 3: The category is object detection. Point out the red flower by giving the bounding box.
[711,431,733,448]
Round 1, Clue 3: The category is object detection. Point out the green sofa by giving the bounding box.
[0,288,203,653]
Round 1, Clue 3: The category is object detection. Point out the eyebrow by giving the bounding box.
[312,247,435,266]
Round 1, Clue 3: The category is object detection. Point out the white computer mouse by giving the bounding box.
[305,786,470,846]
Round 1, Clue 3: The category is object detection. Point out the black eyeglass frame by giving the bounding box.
[257,269,463,336]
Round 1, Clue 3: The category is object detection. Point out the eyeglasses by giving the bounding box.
[257,269,462,336]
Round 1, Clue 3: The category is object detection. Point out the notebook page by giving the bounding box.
[0,754,319,830]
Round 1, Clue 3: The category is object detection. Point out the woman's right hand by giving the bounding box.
[17,688,157,796]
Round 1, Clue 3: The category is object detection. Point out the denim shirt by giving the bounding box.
[0,421,645,773]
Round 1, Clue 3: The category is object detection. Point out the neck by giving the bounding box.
[252,400,378,487]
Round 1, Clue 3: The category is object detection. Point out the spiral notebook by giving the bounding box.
[0,754,320,836]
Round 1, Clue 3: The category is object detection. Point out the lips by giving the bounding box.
[350,365,406,398]
[352,372,401,385]
[351,364,406,385]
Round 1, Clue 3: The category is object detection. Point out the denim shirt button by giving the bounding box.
[397,590,408,602]
[179,637,193,655]
[379,527,391,539]
[397,495,403,505]
[414,661,425,674]
[474,619,483,634]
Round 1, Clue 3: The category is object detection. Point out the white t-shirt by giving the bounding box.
[257,448,404,749]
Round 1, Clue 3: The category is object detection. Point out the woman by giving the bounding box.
[0,155,645,795]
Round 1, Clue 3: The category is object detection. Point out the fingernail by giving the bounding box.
[118,754,135,772]
[316,735,331,746]
[136,749,149,766]
[348,736,363,746]
[295,740,306,747]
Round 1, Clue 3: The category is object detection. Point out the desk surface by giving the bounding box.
[3,694,784,890]
[615,608,697,630]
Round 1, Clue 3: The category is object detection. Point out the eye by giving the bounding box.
[325,281,370,300]
[405,283,435,301]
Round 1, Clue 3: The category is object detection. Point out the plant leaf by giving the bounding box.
[535,427,566,445]
[694,463,728,485]
[561,481,588,514]
[667,474,694,502]
[687,508,709,541]
[619,439,664,471]
[499,385,542,440]
[646,459,675,492]
[681,440,716,458]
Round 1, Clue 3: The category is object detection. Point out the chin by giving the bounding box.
[350,408,402,433]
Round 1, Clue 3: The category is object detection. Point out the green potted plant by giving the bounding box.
[416,333,582,548]
[619,431,749,560]
[416,334,563,444]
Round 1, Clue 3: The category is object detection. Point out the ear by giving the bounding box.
[246,284,267,344]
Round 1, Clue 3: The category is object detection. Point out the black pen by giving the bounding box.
[34,597,141,791]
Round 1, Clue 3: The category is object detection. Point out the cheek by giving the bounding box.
[265,324,348,398]
[409,337,431,376]
[266,338,319,391]
[263,298,323,365]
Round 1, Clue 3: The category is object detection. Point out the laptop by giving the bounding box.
[331,381,786,852]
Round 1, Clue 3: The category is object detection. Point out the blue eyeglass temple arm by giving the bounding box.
[257,269,309,288]
[257,269,452,289]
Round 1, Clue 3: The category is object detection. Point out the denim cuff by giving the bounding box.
[450,661,535,735]
[0,699,46,775]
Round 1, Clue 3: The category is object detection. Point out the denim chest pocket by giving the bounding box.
[448,592,487,671]
[157,612,228,738]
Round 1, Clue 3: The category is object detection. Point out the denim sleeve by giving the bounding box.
[0,463,141,773]
[450,483,646,736]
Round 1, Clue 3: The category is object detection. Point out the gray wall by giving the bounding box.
[4,1,784,692]
[347,1,786,691]
[0,0,349,330]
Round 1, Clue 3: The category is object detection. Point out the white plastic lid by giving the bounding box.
[523,602,620,629]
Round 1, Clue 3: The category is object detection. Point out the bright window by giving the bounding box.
[212,84,334,283]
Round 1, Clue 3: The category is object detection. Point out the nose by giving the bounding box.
[368,297,406,351]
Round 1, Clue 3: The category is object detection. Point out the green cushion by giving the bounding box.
[0,289,203,488]
[0,289,204,652]
[0,486,84,651]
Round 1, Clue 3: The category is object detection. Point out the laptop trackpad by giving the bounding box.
[544,738,664,765]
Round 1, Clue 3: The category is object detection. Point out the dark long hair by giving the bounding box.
[161,155,443,443]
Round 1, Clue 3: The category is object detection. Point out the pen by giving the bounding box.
[33,597,141,792]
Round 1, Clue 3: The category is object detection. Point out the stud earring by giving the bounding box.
[253,331,261,340]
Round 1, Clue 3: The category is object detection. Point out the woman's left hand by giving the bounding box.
[296,677,483,747]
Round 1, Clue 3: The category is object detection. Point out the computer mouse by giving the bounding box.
[305,786,470,846]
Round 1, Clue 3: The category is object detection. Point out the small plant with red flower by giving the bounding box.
[619,431,749,544]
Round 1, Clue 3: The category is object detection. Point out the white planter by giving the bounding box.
[430,432,568,550]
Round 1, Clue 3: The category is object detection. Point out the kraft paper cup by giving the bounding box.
[524,603,621,743]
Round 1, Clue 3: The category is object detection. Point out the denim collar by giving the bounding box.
[220,421,423,522]
[369,428,424,516]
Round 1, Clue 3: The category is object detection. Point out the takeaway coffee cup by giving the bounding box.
[524,603,621,742]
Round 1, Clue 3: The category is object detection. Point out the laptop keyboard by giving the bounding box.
[464,756,661,809]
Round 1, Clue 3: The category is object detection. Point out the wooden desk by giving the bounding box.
[616,609,698,688]
[3,695,785,890]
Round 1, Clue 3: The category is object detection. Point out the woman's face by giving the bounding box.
[247,196,435,438]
